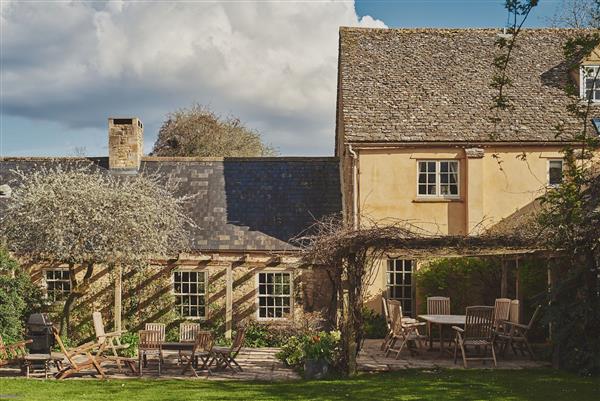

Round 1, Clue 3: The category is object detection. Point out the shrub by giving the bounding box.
[276,331,341,372]
[244,310,327,348]
[362,307,387,339]
[119,331,139,357]
[0,248,44,342]
[415,257,501,314]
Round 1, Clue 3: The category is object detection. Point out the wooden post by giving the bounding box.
[515,258,522,323]
[225,264,233,340]
[500,258,508,298]
[114,263,122,332]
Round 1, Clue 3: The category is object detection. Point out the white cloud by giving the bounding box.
[1,1,385,155]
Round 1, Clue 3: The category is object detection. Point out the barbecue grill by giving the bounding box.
[26,313,55,354]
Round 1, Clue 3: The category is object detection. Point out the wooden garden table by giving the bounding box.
[418,314,466,356]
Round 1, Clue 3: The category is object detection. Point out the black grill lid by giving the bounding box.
[27,313,52,326]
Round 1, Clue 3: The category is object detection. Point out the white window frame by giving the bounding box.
[580,66,600,102]
[172,269,207,320]
[548,159,564,187]
[416,160,460,199]
[43,268,71,302]
[386,259,415,317]
[256,270,293,320]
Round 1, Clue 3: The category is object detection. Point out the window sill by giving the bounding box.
[412,198,463,203]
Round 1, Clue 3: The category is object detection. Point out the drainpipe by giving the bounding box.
[348,144,359,229]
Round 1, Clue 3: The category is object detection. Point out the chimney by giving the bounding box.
[108,117,143,173]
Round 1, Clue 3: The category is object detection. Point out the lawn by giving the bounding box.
[0,369,598,401]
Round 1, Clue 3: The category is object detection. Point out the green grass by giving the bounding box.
[0,369,598,401]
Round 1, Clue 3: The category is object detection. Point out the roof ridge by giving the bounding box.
[142,156,338,162]
[339,26,591,33]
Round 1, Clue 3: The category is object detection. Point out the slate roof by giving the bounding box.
[338,28,598,144]
[0,157,341,252]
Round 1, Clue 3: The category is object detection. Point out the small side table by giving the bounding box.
[21,354,64,378]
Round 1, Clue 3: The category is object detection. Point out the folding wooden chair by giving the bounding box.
[92,311,135,373]
[496,304,540,359]
[138,330,163,376]
[52,327,107,379]
[453,306,496,368]
[493,298,511,331]
[380,296,393,351]
[385,313,426,359]
[181,331,213,377]
[209,326,246,372]
[0,335,31,367]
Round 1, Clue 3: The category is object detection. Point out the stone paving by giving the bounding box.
[358,339,549,371]
[0,348,300,381]
[1,341,550,380]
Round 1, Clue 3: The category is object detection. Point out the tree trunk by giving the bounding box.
[59,262,94,336]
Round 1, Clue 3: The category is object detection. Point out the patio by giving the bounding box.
[357,339,548,371]
[0,347,300,381]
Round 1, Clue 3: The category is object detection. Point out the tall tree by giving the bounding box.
[152,104,277,157]
[549,0,600,28]
[0,164,191,335]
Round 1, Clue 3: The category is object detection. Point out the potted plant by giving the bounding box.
[302,331,339,379]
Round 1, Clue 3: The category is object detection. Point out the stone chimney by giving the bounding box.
[108,117,143,172]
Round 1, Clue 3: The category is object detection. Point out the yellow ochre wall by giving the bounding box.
[356,146,564,235]
[354,145,564,315]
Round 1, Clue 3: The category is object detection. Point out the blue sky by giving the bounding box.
[0,1,566,158]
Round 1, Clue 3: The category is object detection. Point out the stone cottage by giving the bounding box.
[0,118,341,338]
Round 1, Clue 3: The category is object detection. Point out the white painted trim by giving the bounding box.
[580,65,600,102]
[416,160,461,199]
[171,268,208,320]
[255,269,294,321]
[547,159,564,187]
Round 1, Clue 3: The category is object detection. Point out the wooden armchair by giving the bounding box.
[138,330,163,376]
[426,296,451,348]
[427,297,451,315]
[380,296,393,351]
[0,335,32,367]
[53,327,107,379]
[385,312,426,359]
[145,323,166,342]
[496,304,540,359]
[493,298,512,331]
[92,312,134,372]
[453,306,497,368]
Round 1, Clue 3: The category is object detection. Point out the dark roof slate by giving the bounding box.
[338,28,598,143]
[0,157,341,252]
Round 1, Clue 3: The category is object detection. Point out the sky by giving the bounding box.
[0,1,567,158]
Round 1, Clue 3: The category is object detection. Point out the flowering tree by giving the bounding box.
[0,164,191,335]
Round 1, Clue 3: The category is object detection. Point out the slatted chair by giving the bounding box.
[178,323,201,364]
[427,296,451,349]
[53,327,107,379]
[145,323,166,342]
[427,297,451,315]
[181,331,213,377]
[92,312,134,373]
[385,310,426,359]
[453,306,497,368]
[0,335,31,367]
[493,298,512,331]
[380,296,394,351]
[496,305,541,359]
[383,300,411,352]
[209,326,246,373]
[138,330,163,376]
[180,323,201,342]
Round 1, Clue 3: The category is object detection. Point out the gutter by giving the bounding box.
[348,144,359,229]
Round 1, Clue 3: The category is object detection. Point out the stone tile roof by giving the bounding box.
[338,28,598,143]
[0,157,341,252]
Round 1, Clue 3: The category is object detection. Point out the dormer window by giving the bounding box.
[581,66,600,102]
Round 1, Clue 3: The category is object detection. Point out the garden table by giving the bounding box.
[417,314,466,356]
